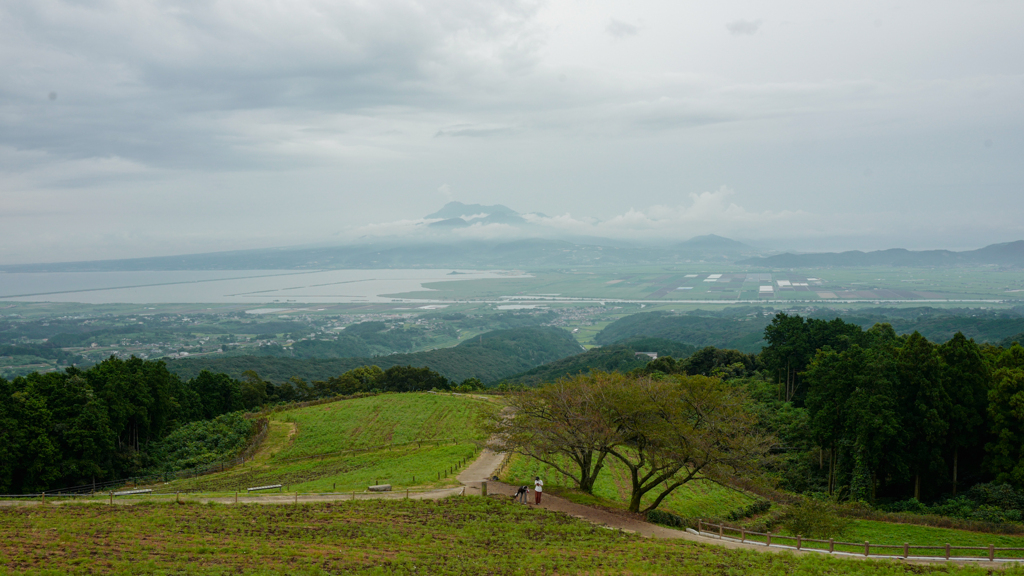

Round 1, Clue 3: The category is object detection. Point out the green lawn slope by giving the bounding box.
[161,392,487,493]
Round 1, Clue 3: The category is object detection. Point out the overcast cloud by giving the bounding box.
[2,0,1023,263]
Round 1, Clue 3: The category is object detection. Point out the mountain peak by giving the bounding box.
[425,201,520,220]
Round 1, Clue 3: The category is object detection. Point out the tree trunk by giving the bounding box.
[914,474,920,500]
[952,448,958,496]
[827,443,836,496]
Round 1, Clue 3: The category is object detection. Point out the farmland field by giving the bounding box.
[384,266,1024,305]
[162,393,487,493]
[1,498,1015,575]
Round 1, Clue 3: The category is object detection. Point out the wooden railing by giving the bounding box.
[696,520,1024,562]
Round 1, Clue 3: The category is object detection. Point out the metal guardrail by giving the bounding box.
[112,489,152,496]
[696,520,1024,562]
[247,485,283,492]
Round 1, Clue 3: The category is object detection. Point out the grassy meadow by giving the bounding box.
[3,498,1020,576]
[160,393,487,493]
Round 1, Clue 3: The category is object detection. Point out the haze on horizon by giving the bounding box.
[2,0,1023,265]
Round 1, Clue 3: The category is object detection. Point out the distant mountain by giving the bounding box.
[426,201,519,220]
[0,238,749,272]
[677,234,754,252]
[674,234,760,262]
[737,241,1024,268]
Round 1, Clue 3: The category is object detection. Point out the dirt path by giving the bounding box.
[0,446,1011,567]
[476,455,1009,568]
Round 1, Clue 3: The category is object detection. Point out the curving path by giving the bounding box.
[460,451,1010,569]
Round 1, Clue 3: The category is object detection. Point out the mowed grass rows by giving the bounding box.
[276,393,485,458]
[162,393,487,493]
[3,499,1018,576]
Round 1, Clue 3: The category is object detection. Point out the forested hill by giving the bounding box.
[167,326,583,384]
[595,309,1024,352]
[736,240,1024,267]
[595,312,771,352]
[502,338,696,387]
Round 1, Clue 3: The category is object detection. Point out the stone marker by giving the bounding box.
[368,484,392,492]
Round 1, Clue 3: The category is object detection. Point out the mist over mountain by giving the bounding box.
[1,200,1021,271]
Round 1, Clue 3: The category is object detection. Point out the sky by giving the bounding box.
[2,0,1023,264]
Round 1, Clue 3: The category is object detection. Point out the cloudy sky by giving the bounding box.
[2,0,1023,263]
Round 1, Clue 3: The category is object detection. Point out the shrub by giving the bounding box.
[646,509,688,529]
[780,498,850,539]
[726,499,772,521]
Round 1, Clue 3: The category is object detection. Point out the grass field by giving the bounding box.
[501,453,756,520]
[2,498,1018,575]
[161,393,487,493]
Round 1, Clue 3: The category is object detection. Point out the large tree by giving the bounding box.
[491,372,772,512]
[487,372,623,493]
[604,374,772,513]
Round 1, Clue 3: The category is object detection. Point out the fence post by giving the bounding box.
[406,489,409,499]
[697,519,702,534]
[864,542,870,557]
[903,543,909,558]
[481,481,488,497]
[235,491,238,505]
[989,544,995,562]
[718,524,723,539]
[740,528,745,543]
[766,532,771,547]
[829,539,834,553]
[109,491,113,506]
[945,543,950,560]
[294,492,298,505]
[797,535,802,550]
[41,491,45,504]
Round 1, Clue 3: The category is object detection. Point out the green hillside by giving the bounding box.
[167,326,583,384]
[595,312,770,352]
[502,338,695,387]
[164,392,486,493]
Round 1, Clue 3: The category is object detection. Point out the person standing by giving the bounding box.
[534,476,543,505]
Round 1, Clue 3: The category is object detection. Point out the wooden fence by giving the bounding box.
[696,520,1024,562]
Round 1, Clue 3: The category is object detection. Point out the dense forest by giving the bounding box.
[594,307,1024,353]
[0,356,480,494]
[638,313,1024,508]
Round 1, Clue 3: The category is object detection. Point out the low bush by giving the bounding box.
[147,412,255,472]
[726,498,771,521]
[646,509,688,529]
[882,485,1024,525]
[780,498,850,539]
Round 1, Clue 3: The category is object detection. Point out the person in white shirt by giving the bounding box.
[534,476,543,504]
